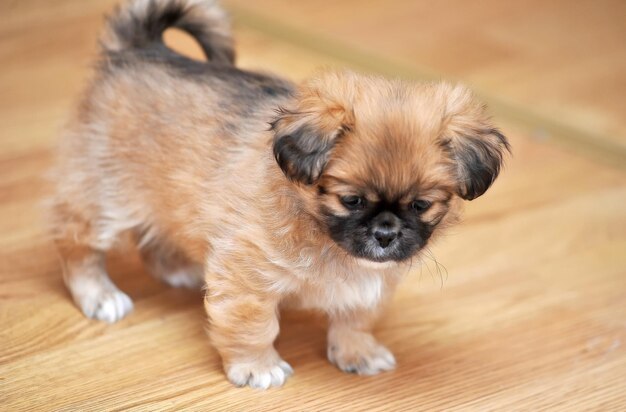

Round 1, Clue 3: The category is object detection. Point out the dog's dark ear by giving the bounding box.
[442,86,511,200]
[446,129,510,200]
[271,113,347,185]
[271,75,354,185]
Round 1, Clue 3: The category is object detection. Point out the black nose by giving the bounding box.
[374,228,398,248]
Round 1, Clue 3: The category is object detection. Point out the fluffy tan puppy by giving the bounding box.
[49,0,510,389]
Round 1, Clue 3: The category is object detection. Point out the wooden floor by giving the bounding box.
[1,0,625,410]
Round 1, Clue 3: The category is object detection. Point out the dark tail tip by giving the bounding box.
[100,0,235,65]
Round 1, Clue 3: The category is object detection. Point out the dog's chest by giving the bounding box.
[294,271,384,312]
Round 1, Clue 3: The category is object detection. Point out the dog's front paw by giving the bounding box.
[76,288,134,323]
[226,353,293,389]
[328,331,396,375]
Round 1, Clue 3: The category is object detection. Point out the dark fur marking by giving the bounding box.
[321,198,435,262]
[106,0,235,64]
[102,49,294,105]
[272,106,349,185]
[444,128,510,200]
[273,125,337,185]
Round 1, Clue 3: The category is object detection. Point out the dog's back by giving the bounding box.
[48,0,293,322]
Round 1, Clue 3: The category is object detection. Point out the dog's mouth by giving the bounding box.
[339,238,420,264]
[324,215,425,264]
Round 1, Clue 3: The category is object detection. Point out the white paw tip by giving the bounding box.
[366,348,396,373]
[331,344,396,376]
[227,359,293,389]
[164,268,204,289]
[87,291,134,323]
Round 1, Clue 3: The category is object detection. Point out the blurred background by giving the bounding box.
[1,0,625,410]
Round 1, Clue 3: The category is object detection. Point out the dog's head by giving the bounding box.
[272,70,509,263]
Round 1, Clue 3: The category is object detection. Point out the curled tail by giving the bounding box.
[100,0,235,65]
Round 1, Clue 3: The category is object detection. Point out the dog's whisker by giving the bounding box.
[424,247,449,289]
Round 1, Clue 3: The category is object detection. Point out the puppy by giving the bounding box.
[49,0,509,389]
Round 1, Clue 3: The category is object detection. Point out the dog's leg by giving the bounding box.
[52,203,133,323]
[139,239,204,289]
[204,286,292,389]
[327,308,396,375]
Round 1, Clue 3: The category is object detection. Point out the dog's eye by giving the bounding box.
[411,199,432,212]
[340,195,365,210]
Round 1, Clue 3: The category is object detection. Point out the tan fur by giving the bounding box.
[48,0,508,389]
